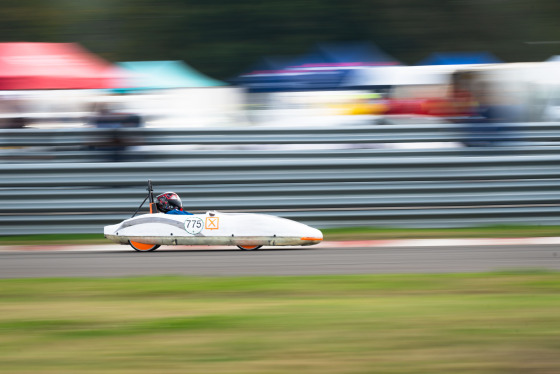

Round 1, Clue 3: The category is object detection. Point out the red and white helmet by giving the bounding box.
[155,192,183,213]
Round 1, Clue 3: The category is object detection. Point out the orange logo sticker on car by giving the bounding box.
[205,217,219,230]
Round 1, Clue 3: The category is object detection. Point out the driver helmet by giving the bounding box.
[155,192,183,213]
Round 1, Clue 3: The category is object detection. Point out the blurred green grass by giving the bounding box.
[0,272,559,373]
[1,225,560,245]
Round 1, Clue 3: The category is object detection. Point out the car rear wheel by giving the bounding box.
[129,241,160,252]
[237,245,263,251]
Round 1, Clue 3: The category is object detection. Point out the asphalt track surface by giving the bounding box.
[1,244,559,278]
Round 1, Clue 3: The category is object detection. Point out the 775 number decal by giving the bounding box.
[184,217,204,235]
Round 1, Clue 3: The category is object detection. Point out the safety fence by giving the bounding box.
[4,122,560,146]
[2,122,560,235]
[2,122,560,162]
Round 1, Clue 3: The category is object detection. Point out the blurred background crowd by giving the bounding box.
[1,42,560,130]
[1,0,560,132]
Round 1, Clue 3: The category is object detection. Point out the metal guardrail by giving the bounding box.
[0,122,536,147]
[0,122,543,145]
[2,123,560,235]
[1,122,560,157]
[2,122,560,162]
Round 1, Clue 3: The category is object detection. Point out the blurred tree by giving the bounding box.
[0,0,61,42]
[1,0,560,79]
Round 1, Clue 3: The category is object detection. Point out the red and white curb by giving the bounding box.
[2,237,560,252]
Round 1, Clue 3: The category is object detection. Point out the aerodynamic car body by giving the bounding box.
[104,181,323,251]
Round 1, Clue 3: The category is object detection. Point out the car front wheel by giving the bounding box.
[129,241,160,252]
[237,245,263,251]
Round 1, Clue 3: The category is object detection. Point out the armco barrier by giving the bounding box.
[2,123,560,235]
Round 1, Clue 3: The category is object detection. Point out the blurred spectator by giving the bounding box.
[463,81,520,147]
[0,95,27,129]
[87,98,143,161]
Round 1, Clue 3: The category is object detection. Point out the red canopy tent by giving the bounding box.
[0,42,126,90]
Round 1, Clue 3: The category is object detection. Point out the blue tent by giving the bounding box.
[417,52,501,66]
[229,55,296,91]
[118,60,226,90]
[235,42,401,92]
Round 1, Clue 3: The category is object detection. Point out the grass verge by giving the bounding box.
[0,272,559,373]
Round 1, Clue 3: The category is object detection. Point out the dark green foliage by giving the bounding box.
[1,0,559,78]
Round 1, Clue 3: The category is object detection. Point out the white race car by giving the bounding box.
[104,181,323,252]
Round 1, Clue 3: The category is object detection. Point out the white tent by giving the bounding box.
[343,65,459,87]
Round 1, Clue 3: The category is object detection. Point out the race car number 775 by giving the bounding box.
[184,217,204,234]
